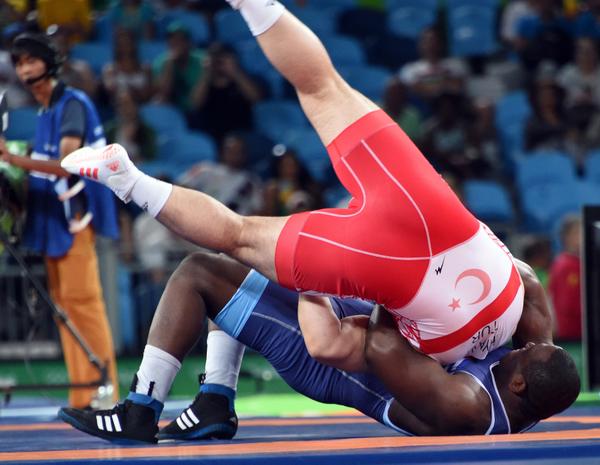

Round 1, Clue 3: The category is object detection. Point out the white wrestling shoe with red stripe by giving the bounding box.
[61,144,142,203]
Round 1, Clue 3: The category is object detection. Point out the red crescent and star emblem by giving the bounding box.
[448,268,492,311]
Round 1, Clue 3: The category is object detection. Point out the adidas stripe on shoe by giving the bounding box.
[158,379,238,440]
[58,376,163,444]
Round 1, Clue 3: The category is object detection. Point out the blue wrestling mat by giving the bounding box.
[1,400,600,464]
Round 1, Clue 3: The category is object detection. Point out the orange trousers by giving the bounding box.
[45,226,119,408]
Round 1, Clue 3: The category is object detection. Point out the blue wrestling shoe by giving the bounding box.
[158,375,238,440]
[58,376,163,444]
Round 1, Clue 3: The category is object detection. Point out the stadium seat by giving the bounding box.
[576,180,600,206]
[521,182,580,232]
[158,10,211,45]
[234,40,272,76]
[5,107,38,142]
[495,91,532,162]
[447,6,498,57]
[295,7,338,35]
[140,104,187,136]
[364,33,418,71]
[164,131,218,165]
[446,0,500,9]
[139,41,167,64]
[549,181,600,248]
[386,0,438,10]
[239,131,274,179]
[463,180,514,223]
[338,8,387,41]
[215,9,253,44]
[281,128,333,183]
[253,100,309,141]
[585,150,600,184]
[139,160,189,180]
[322,36,366,66]
[93,13,113,43]
[496,91,532,125]
[338,65,392,102]
[516,151,577,191]
[387,7,438,40]
[286,0,356,14]
[70,42,113,75]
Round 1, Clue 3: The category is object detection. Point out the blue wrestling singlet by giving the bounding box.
[214,271,524,435]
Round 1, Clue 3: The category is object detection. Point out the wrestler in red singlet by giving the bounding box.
[275,110,523,364]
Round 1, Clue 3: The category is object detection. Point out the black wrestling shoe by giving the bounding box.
[58,376,163,444]
[158,375,238,440]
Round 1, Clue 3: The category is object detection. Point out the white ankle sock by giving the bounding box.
[130,174,173,218]
[203,330,245,391]
[227,0,285,36]
[136,344,182,403]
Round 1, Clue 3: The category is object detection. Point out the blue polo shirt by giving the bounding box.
[23,81,119,257]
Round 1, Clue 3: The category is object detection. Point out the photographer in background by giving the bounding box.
[0,32,119,409]
[188,42,263,146]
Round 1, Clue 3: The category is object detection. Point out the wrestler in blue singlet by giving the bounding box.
[215,271,529,435]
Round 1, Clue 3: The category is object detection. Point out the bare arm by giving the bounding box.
[0,136,81,177]
[512,258,554,348]
[365,306,489,435]
[298,294,369,372]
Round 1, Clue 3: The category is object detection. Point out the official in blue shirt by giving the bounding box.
[0,32,119,409]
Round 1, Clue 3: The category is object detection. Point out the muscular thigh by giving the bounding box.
[298,76,378,146]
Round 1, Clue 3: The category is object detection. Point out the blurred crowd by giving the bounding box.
[1,0,594,346]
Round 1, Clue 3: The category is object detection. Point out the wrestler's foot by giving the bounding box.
[59,398,160,444]
[60,144,142,203]
[158,376,238,440]
[58,376,163,444]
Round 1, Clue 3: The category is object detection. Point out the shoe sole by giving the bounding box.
[157,423,236,441]
[58,409,157,444]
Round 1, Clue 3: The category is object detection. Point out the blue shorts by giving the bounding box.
[214,270,404,432]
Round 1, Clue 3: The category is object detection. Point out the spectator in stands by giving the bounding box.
[177,133,264,215]
[104,90,156,163]
[263,145,322,216]
[466,99,503,179]
[399,28,468,105]
[102,29,153,104]
[502,0,536,47]
[524,64,571,152]
[421,92,492,180]
[107,0,156,40]
[549,214,583,341]
[153,22,205,115]
[188,43,263,146]
[514,0,574,70]
[36,0,92,45]
[557,37,600,136]
[381,76,423,142]
[574,0,600,39]
[48,25,98,101]
[522,235,553,289]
